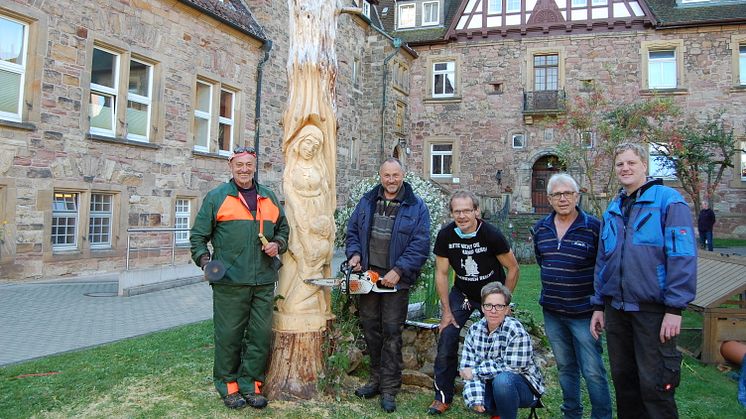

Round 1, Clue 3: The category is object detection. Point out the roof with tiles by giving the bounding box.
[637,0,746,27]
[375,0,461,44]
[178,0,267,41]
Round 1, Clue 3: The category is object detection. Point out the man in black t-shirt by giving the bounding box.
[426,190,519,415]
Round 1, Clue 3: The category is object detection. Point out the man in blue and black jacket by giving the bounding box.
[534,173,612,419]
[590,142,697,419]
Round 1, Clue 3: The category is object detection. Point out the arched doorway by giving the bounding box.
[531,155,562,214]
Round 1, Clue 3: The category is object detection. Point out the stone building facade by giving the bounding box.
[378,0,746,236]
[0,0,412,281]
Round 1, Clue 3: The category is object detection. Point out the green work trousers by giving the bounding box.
[211,283,274,397]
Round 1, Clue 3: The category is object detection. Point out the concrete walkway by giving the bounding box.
[0,277,213,366]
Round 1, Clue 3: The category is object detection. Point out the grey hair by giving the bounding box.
[480,281,512,305]
[380,157,405,172]
[614,142,648,162]
[546,173,580,195]
[449,190,480,212]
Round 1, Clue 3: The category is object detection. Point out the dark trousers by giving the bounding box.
[358,289,410,396]
[433,288,480,403]
[605,305,681,419]
[212,283,274,397]
[699,230,713,251]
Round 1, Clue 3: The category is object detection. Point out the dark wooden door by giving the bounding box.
[531,156,561,214]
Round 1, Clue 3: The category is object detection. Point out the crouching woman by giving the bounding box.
[459,282,545,419]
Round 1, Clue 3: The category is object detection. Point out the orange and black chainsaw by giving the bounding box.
[304,261,397,294]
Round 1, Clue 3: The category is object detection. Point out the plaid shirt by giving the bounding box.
[459,316,545,408]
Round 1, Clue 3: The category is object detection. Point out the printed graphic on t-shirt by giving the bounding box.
[450,241,495,282]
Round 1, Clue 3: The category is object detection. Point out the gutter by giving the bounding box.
[379,38,403,161]
[253,40,273,183]
[655,17,746,29]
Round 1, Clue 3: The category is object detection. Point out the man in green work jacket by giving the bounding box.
[190,146,289,410]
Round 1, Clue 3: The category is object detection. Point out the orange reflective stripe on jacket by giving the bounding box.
[216,194,281,223]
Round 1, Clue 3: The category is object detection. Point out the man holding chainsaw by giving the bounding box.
[190,146,289,410]
[427,190,519,415]
[346,158,431,413]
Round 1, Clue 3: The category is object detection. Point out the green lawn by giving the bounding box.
[714,238,746,248]
[1,265,743,418]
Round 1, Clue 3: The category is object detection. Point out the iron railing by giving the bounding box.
[522,89,566,113]
[125,227,191,271]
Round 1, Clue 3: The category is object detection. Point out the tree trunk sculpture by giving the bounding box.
[265,0,343,400]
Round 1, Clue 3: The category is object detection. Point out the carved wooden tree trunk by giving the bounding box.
[265,0,339,400]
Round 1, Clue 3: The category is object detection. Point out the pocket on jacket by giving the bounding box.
[665,226,696,257]
[601,221,616,254]
[632,210,663,246]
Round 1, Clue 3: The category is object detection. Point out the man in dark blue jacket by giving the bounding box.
[534,173,611,419]
[346,158,431,413]
[591,143,697,419]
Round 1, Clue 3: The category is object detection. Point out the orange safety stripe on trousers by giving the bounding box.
[227,381,239,395]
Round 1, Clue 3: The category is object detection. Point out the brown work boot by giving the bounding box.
[427,400,451,414]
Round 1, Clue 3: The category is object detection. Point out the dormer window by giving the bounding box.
[398,3,416,28]
[422,1,440,26]
[362,0,371,18]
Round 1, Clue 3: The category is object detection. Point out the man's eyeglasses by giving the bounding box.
[482,303,508,312]
[233,146,256,155]
[548,191,577,200]
[452,208,475,216]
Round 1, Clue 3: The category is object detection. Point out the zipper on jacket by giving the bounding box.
[635,212,652,231]
[671,229,677,253]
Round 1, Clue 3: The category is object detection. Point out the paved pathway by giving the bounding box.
[0,278,212,366]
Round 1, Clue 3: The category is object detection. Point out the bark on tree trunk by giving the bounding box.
[264,329,327,399]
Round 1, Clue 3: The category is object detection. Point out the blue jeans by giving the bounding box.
[433,288,480,403]
[484,372,538,419]
[543,310,612,419]
[699,230,713,251]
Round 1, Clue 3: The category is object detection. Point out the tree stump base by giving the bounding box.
[265,319,332,400]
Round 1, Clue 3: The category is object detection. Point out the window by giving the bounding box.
[572,0,587,6]
[738,44,746,86]
[353,57,361,90]
[512,134,525,149]
[430,144,453,176]
[648,143,676,179]
[0,15,28,122]
[591,0,607,5]
[422,1,439,26]
[218,89,235,154]
[362,0,371,18]
[194,81,212,152]
[398,3,416,28]
[506,0,521,13]
[740,140,746,180]
[534,55,559,91]
[126,59,153,141]
[174,198,191,245]
[193,80,238,153]
[52,192,79,251]
[90,48,119,137]
[488,0,502,13]
[432,61,455,97]
[579,131,594,148]
[89,193,112,249]
[90,47,155,141]
[648,50,676,89]
[393,61,409,93]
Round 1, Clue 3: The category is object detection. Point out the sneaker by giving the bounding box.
[244,393,268,409]
[222,392,246,409]
[427,400,451,415]
[380,393,396,413]
[354,382,380,399]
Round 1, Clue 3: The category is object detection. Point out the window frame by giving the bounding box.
[512,133,526,149]
[432,61,456,98]
[488,0,502,14]
[422,1,440,26]
[362,0,371,18]
[217,88,236,156]
[579,131,595,149]
[533,54,559,91]
[647,50,677,89]
[89,46,120,138]
[193,80,213,153]
[125,58,153,142]
[52,192,80,251]
[424,138,459,180]
[640,40,684,91]
[88,193,113,249]
[0,14,29,123]
[429,143,454,177]
[398,3,416,29]
[526,47,566,94]
[506,0,521,13]
[648,143,677,180]
[174,198,192,245]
